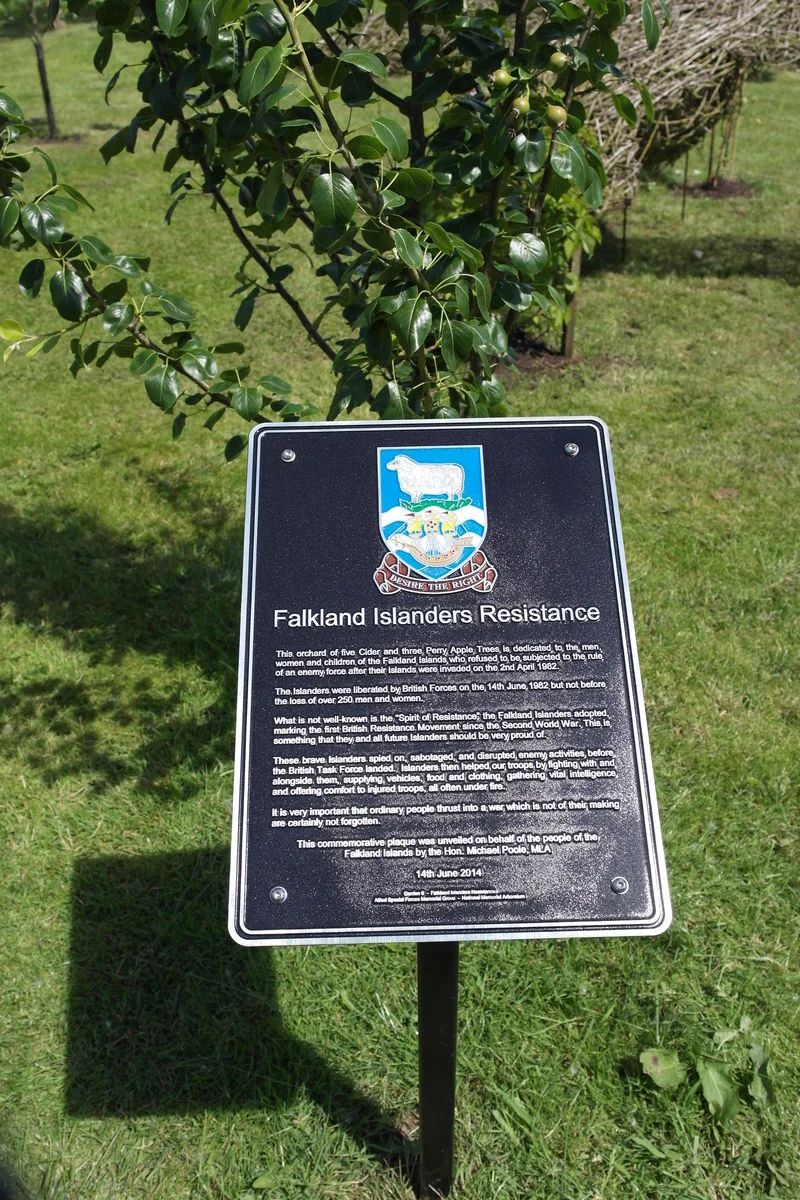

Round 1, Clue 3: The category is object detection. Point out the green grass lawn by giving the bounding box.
[1,26,799,1200]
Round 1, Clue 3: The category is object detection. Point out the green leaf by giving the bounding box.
[474,272,491,322]
[251,1174,271,1191]
[454,278,470,318]
[145,363,181,411]
[259,373,291,394]
[225,434,247,460]
[99,127,128,164]
[339,49,387,78]
[394,229,424,269]
[448,234,482,271]
[551,132,573,180]
[391,295,432,354]
[0,93,25,124]
[231,386,263,418]
[60,183,94,212]
[217,0,249,21]
[612,92,638,127]
[424,222,454,255]
[181,348,218,381]
[0,320,25,342]
[441,320,472,371]
[18,259,45,299]
[103,302,134,335]
[371,117,408,162]
[639,1048,687,1091]
[310,172,357,225]
[513,131,546,174]
[497,279,533,311]
[130,348,160,376]
[238,45,283,105]
[347,134,385,161]
[642,0,660,49]
[374,380,411,420]
[246,4,287,46]
[634,79,655,123]
[156,0,189,34]
[696,1058,740,1128]
[508,233,548,279]
[93,32,113,73]
[172,412,187,439]
[157,291,195,323]
[80,235,117,265]
[391,168,435,200]
[50,267,87,321]
[21,201,64,244]
[0,197,20,241]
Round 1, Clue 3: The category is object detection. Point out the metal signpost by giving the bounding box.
[229,417,670,1196]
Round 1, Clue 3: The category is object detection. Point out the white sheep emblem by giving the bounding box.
[387,455,465,503]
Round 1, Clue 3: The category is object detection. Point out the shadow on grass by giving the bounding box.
[588,226,800,287]
[0,500,240,800]
[67,848,413,1179]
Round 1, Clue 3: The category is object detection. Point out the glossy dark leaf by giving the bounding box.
[311,172,357,225]
[551,132,573,179]
[246,4,287,46]
[371,117,408,162]
[21,201,64,244]
[231,386,263,418]
[392,168,435,200]
[156,0,189,36]
[347,134,385,161]
[474,272,491,322]
[339,49,387,78]
[145,363,181,411]
[0,197,20,241]
[19,259,45,299]
[424,222,454,255]
[394,229,424,269]
[391,295,432,354]
[509,233,548,278]
[374,380,411,420]
[497,279,533,311]
[130,348,160,376]
[102,302,134,335]
[238,45,283,104]
[49,266,88,321]
[181,348,218,382]
[80,235,116,265]
[172,412,187,440]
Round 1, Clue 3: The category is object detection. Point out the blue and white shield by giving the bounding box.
[377,445,489,584]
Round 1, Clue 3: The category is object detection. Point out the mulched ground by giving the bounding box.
[505,329,571,376]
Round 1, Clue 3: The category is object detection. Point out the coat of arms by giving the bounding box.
[374,446,497,594]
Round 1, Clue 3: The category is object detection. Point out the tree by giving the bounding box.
[1,0,664,459]
[0,0,60,138]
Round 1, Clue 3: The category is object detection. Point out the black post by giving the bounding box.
[417,940,459,1198]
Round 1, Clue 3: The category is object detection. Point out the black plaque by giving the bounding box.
[229,418,670,945]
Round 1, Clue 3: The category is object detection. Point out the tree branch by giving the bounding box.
[206,172,337,362]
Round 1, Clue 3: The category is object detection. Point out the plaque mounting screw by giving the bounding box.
[270,886,288,903]
[281,449,296,463]
[564,442,579,457]
[611,876,629,895]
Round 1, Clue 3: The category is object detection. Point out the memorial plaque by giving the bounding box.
[229,418,670,945]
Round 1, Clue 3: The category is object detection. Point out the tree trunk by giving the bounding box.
[32,32,59,139]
